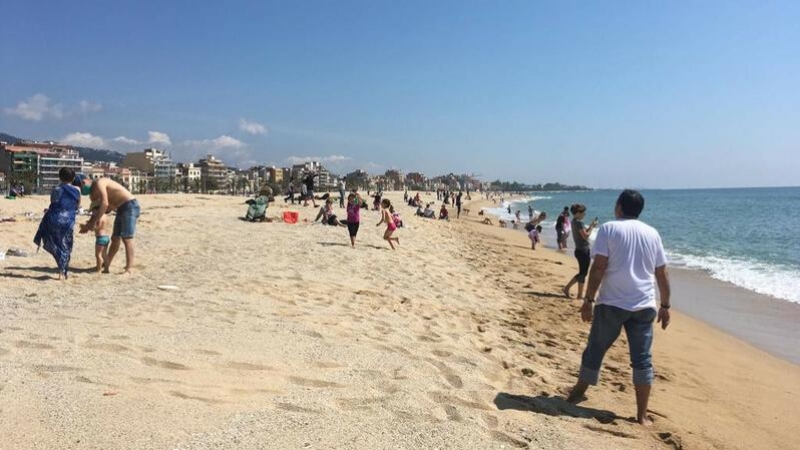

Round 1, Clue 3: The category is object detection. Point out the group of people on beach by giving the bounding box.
[33,168,140,279]
[308,189,401,249]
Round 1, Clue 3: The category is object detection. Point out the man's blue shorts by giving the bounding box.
[113,199,140,238]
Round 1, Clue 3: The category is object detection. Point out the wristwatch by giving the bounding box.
[660,304,671,309]
[584,297,595,303]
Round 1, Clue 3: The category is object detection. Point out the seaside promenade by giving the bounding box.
[0,193,797,450]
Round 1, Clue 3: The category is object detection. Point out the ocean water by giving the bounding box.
[483,187,800,304]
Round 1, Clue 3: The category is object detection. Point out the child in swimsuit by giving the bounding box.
[377,198,399,250]
[529,225,543,251]
[90,201,110,273]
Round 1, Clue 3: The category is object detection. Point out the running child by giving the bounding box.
[377,198,399,250]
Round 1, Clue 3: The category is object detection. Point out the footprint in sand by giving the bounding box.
[431,349,452,358]
[84,342,131,353]
[275,402,320,414]
[169,391,221,404]
[490,431,529,449]
[287,376,343,389]
[194,348,221,356]
[583,424,637,439]
[224,361,272,371]
[15,340,54,350]
[141,357,190,370]
[443,404,462,421]
[428,359,463,388]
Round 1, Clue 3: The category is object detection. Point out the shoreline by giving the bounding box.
[462,195,799,449]
[474,196,800,365]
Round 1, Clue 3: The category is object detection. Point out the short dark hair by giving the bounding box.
[59,167,76,183]
[617,189,645,218]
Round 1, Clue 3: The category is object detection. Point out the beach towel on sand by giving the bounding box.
[33,184,80,278]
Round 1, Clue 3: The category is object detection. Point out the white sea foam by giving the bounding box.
[668,252,800,304]
[482,200,800,304]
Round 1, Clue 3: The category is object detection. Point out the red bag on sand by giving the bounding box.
[283,211,299,224]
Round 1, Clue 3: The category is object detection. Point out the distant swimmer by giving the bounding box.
[565,190,672,427]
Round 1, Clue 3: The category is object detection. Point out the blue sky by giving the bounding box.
[1,0,798,188]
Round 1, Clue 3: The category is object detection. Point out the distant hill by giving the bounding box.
[0,132,126,164]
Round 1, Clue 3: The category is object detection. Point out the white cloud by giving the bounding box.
[184,135,245,150]
[61,132,105,148]
[112,136,141,145]
[239,118,267,135]
[148,131,172,146]
[4,94,64,121]
[286,155,352,165]
[78,100,102,113]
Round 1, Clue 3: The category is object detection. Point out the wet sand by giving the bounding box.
[670,267,800,364]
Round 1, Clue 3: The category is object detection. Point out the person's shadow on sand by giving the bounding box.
[6,265,99,274]
[494,393,617,424]
[318,242,386,250]
[0,272,52,281]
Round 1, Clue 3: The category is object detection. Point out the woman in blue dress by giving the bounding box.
[34,168,82,279]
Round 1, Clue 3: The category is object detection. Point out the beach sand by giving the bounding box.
[0,193,798,449]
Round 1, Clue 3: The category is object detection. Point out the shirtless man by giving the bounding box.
[76,175,140,274]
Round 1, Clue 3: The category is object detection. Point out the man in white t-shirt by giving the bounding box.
[566,190,672,427]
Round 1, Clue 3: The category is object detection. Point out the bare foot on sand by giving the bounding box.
[637,416,654,427]
[562,286,571,298]
[564,383,588,404]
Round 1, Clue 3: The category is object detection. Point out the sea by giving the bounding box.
[483,187,800,305]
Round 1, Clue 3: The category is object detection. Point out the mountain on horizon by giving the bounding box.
[0,132,126,164]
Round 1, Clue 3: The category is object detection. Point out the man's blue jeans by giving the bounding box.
[579,304,657,386]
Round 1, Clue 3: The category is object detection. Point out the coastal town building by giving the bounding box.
[266,166,284,185]
[198,155,227,192]
[177,163,201,181]
[383,169,405,191]
[291,161,333,190]
[0,141,84,193]
[405,172,427,190]
[121,148,177,184]
[344,169,370,191]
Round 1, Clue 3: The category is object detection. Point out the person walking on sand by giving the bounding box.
[76,175,140,274]
[338,179,346,208]
[456,191,463,218]
[377,198,399,250]
[33,168,81,280]
[562,204,598,299]
[565,190,671,427]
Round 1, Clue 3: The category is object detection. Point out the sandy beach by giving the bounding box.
[1,192,798,450]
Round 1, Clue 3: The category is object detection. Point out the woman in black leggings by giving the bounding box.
[562,203,598,299]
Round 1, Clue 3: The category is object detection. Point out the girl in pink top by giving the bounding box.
[345,192,362,248]
[377,198,400,250]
